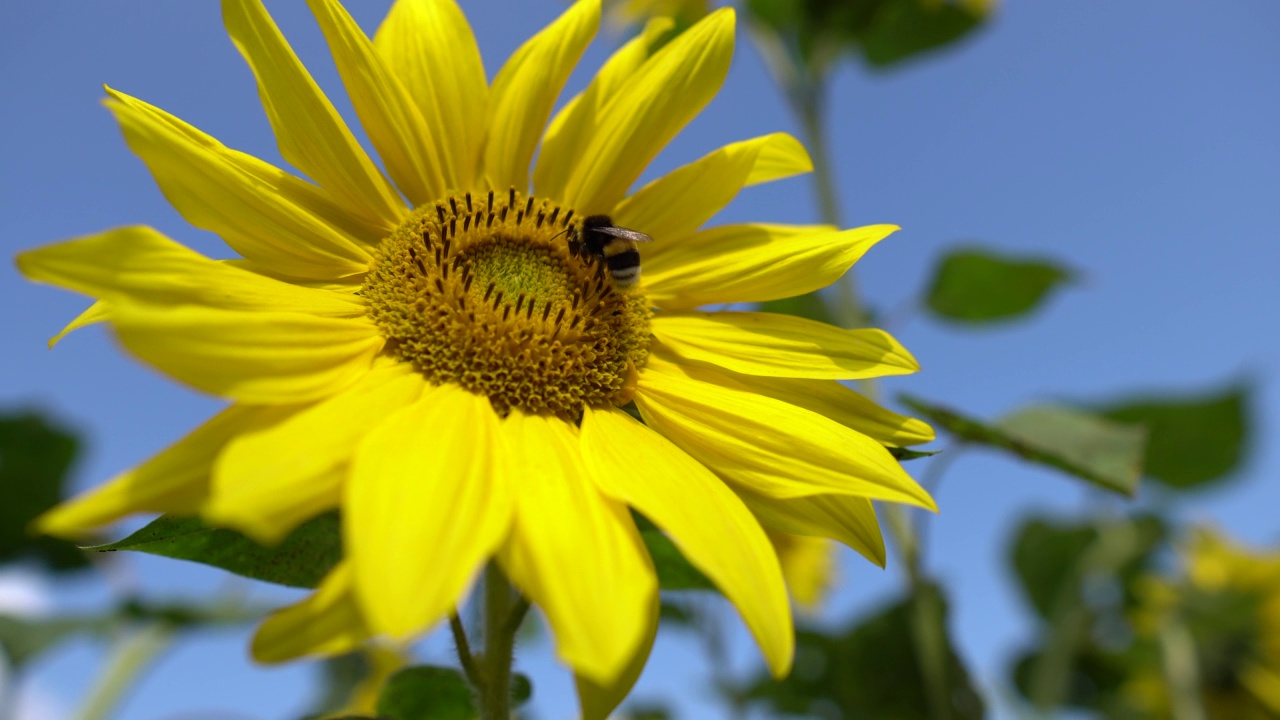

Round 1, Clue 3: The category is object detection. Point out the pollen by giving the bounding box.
[362,190,651,421]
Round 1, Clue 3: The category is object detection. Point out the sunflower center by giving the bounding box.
[362,190,651,421]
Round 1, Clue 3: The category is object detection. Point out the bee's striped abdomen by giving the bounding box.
[604,247,642,287]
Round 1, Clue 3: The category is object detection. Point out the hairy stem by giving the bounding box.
[450,613,485,694]
[478,565,518,720]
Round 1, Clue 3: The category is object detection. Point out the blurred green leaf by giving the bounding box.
[639,524,716,592]
[376,666,475,720]
[376,665,530,720]
[1010,645,1141,717]
[91,512,340,588]
[0,598,262,667]
[925,247,1073,324]
[859,0,987,67]
[901,395,1146,495]
[0,412,90,571]
[1099,384,1250,490]
[0,614,112,666]
[302,652,374,719]
[1007,516,1167,712]
[745,0,992,74]
[998,407,1146,496]
[1009,521,1095,622]
[889,447,941,462]
[658,599,697,626]
[1009,516,1166,622]
[745,583,984,719]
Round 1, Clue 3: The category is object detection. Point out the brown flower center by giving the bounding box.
[362,190,651,421]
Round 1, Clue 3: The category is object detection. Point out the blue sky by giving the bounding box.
[2,1,1278,718]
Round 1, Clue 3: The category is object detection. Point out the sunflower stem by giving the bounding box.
[796,81,843,230]
[478,565,518,720]
[795,77,873,335]
[450,613,485,694]
[75,621,173,720]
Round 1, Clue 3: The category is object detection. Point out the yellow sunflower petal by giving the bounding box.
[715,374,935,447]
[208,362,426,543]
[613,133,811,242]
[223,259,364,295]
[104,88,387,245]
[534,16,672,201]
[252,562,371,663]
[104,88,381,277]
[346,383,510,640]
[576,596,659,720]
[33,405,294,537]
[634,355,936,510]
[484,0,599,192]
[560,8,734,214]
[308,0,450,205]
[48,300,109,348]
[109,301,383,404]
[17,226,365,318]
[747,489,887,567]
[652,310,919,379]
[374,0,487,192]
[222,0,405,228]
[581,406,793,677]
[497,411,656,685]
[643,224,895,310]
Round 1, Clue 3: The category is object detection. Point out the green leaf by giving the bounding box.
[1008,520,1096,621]
[859,0,987,68]
[657,599,697,626]
[888,446,941,462]
[925,246,1073,324]
[376,666,475,720]
[998,407,1147,496]
[900,395,1146,496]
[1009,516,1165,621]
[745,0,992,76]
[0,599,262,667]
[0,412,91,571]
[0,614,113,666]
[744,583,984,719]
[375,666,531,720]
[302,652,374,719]
[91,512,340,588]
[634,516,716,592]
[1010,645,1140,717]
[1099,384,1250,490]
[1007,516,1167,712]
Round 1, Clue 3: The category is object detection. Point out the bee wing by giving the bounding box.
[594,226,654,243]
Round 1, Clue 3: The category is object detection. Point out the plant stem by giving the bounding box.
[478,565,518,720]
[450,613,485,694]
[795,78,873,334]
[76,622,173,720]
[1159,621,1207,720]
[796,82,843,230]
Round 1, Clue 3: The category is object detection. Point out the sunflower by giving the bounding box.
[17,0,935,711]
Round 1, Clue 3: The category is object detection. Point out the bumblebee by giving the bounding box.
[578,215,653,288]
